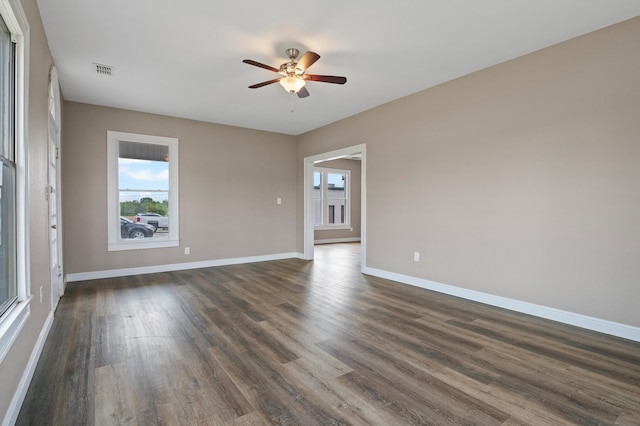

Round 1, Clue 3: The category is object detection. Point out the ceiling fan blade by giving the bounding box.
[242,59,279,73]
[297,51,320,71]
[248,78,281,89]
[305,74,347,84]
[297,87,310,98]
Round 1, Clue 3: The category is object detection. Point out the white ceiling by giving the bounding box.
[37,1,640,136]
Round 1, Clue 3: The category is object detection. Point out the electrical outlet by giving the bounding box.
[413,251,420,262]
[185,247,190,255]
[277,197,282,205]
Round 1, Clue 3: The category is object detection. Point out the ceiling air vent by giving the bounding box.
[93,63,114,76]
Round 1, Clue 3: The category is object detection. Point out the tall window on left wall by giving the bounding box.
[0,14,17,318]
[0,0,29,363]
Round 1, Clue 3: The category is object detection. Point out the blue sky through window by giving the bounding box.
[119,158,169,201]
[314,171,344,188]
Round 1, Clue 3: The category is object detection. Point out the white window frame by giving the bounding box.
[314,167,351,230]
[0,0,31,364]
[107,131,179,251]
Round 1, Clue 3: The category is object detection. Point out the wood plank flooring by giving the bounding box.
[17,243,640,425]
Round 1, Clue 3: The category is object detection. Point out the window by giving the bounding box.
[0,0,29,364]
[313,167,350,229]
[0,13,16,317]
[107,131,179,251]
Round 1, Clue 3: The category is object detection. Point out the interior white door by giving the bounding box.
[48,116,62,309]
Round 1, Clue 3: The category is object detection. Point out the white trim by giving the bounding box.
[0,297,30,364]
[303,159,314,260]
[66,252,300,282]
[108,238,179,251]
[315,225,352,231]
[2,310,53,426]
[1,0,30,297]
[47,65,60,125]
[48,65,64,297]
[13,0,30,305]
[107,131,179,251]
[363,266,640,342]
[303,144,366,271]
[314,237,361,245]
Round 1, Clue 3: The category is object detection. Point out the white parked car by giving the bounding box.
[133,212,169,232]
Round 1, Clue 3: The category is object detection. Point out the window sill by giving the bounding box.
[108,238,179,251]
[0,297,31,364]
[314,225,352,231]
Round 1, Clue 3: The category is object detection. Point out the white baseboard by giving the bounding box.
[3,310,54,426]
[314,237,361,245]
[65,255,639,342]
[66,252,300,282]
[363,266,640,343]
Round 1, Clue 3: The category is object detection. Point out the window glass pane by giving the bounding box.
[313,171,322,226]
[1,15,14,160]
[314,168,350,228]
[327,172,346,225]
[0,14,16,316]
[0,162,16,316]
[118,141,169,240]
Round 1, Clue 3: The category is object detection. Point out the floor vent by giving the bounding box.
[93,63,115,76]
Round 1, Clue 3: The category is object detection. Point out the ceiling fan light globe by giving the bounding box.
[280,76,306,93]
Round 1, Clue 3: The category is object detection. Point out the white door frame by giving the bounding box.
[48,66,64,309]
[303,144,366,271]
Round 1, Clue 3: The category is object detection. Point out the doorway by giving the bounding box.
[303,144,366,272]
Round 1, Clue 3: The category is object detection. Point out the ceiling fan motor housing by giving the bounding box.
[278,48,304,76]
[280,62,303,76]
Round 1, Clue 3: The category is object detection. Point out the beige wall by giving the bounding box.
[297,17,640,327]
[62,102,297,274]
[314,158,361,242]
[0,0,58,420]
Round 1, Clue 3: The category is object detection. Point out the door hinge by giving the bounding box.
[55,147,59,159]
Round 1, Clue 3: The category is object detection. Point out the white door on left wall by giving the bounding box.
[48,115,62,310]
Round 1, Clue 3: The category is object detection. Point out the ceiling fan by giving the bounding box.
[242,48,347,98]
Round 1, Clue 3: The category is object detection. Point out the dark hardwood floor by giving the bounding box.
[17,243,640,425]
